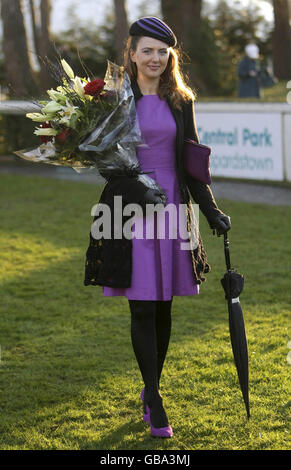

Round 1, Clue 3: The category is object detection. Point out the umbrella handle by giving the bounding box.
[224,232,231,271]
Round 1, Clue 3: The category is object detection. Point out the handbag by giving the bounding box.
[183,138,211,185]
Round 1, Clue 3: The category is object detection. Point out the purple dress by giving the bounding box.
[103,94,199,300]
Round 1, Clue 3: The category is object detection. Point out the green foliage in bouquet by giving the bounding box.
[22,59,119,167]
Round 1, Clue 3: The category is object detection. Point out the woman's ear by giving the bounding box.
[129,48,136,62]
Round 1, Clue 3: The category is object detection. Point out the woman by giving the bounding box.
[84,17,231,438]
[238,43,262,98]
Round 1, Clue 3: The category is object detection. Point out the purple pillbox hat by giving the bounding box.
[129,16,177,47]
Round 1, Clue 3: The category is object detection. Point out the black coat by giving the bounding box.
[84,79,224,288]
[238,56,261,98]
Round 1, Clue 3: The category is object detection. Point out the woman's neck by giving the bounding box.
[137,74,159,95]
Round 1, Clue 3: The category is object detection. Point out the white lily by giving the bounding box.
[58,100,81,128]
[73,76,85,98]
[42,101,63,114]
[61,59,75,79]
[62,99,79,115]
[26,112,51,122]
[59,114,81,128]
[34,127,58,136]
[58,115,71,126]
[46,89,67,103]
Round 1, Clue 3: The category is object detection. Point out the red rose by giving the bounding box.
[84,79,106,96]
[56,128,70,143]
[40,122,53,143]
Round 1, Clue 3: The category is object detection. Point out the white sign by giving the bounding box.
[197,113,283,181]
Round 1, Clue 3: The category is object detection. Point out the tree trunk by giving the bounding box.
[272,0,291,79]
[29,0,41,61]
[161,0,205,91]
[113,0,128,65]
[38,0,56,90]
[161,0,202,53]
[1,0,39,97]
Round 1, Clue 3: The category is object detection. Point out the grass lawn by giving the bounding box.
[0,173,290,450]
[198,80,290,102]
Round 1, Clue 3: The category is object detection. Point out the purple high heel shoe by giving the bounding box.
[150,417,173,438]
[140,388,150,423]
[147,395,173,438]
[150,423,173,438]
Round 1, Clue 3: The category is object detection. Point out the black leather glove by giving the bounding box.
[139,188,166,215]
[142,188,166,206]
[209,213,231,236]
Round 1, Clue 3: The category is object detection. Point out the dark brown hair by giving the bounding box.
[122,35,196,110]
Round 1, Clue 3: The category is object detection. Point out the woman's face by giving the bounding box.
[130,36,170,80]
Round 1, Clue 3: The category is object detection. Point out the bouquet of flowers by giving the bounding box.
[15,59,166,199]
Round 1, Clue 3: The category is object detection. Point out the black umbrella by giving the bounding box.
[220,232,250,419]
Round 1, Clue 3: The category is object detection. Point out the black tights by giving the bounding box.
[128,298,172,427]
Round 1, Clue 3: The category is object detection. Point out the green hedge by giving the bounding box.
[0,114,40,155]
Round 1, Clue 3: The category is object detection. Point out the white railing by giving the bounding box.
[1,100,291,182]
[0,101,40,114]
